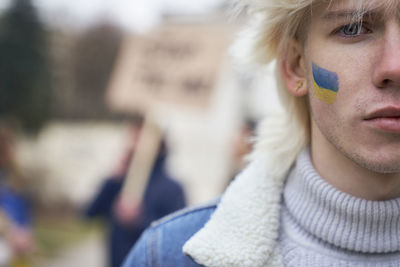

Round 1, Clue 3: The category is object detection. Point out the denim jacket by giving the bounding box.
[123,155,285,267]
[122,200,217,267]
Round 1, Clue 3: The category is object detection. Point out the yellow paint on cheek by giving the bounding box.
[313,80,337,104]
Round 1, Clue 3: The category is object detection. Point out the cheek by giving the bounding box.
[309,93,337,125]
[308,70,363,132]
[308,70,343,126]
[311,62,339,104]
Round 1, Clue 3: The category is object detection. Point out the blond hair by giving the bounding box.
[232,0,398,178]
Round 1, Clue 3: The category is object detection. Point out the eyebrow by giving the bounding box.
[321,9,378,21]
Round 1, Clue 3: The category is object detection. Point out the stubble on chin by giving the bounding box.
[320,122,400,174]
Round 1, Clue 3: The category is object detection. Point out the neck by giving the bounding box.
[311,122,400,201]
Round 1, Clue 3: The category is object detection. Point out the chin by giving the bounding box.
[351,152,400,174]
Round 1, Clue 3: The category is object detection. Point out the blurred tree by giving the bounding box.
[0,0,51,133]
[70,22,123,119]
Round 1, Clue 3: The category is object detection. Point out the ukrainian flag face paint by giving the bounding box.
[312,62,339,104]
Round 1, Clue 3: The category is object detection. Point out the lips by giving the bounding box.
[365,107,400,120]
[364,107,400,133]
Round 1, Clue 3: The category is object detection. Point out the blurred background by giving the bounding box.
[0,0,281,266]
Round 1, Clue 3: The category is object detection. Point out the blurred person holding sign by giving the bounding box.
[85,115,186,267]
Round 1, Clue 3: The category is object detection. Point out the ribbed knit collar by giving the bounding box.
[284,148,400,253]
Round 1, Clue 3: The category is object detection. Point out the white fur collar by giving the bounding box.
[183,156,286,267]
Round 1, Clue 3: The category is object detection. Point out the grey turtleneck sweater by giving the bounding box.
[279,148,400,266]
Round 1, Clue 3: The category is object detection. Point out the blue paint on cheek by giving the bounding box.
[312,62,339,92]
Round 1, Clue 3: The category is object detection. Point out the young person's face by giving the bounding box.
[304,0,400,173]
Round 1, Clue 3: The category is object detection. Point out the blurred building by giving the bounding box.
[48,29,76,119]
[49,23,124,120]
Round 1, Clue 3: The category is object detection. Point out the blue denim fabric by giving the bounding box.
[122,200,218,267]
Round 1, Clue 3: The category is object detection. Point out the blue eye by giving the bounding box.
[342,24,360,35]
[338,23,370,37]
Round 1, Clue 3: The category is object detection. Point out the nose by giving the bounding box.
[372,21,400,88]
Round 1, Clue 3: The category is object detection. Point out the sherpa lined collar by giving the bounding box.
[183,156,286,267]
